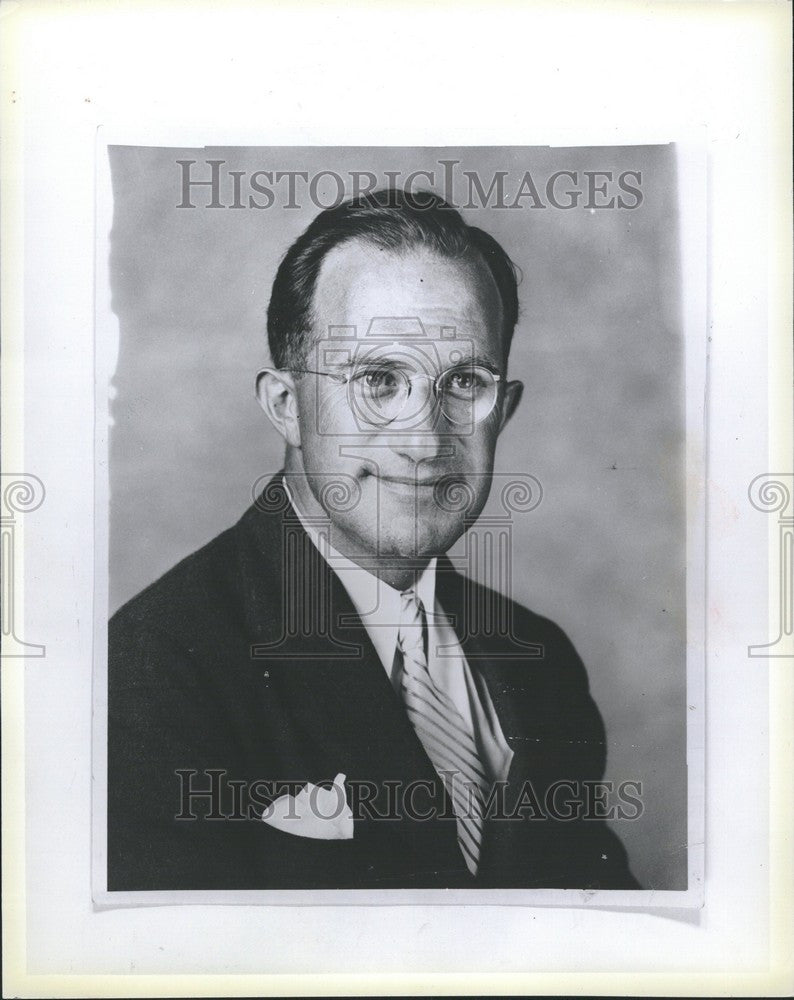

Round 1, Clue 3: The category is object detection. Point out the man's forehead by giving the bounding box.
[310,239,504,342]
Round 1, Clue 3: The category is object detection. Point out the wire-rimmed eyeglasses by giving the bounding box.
[288,362,504,427]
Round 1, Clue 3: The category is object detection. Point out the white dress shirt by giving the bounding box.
[284,483,514,783]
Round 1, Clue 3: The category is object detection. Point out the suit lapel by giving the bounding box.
[236,476,456,792]
[434,555,545,879]
[435,555,531,746]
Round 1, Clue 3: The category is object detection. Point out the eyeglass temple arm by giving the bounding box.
[286,368,348,383]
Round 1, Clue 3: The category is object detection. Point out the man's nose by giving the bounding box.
[385,377,453,463]
[388,430,452,465]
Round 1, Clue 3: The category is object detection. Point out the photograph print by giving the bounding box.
[96,144,696,897]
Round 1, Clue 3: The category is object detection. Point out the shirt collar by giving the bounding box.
[283,480,436,667]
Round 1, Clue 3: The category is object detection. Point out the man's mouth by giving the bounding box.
[375,475,442,488]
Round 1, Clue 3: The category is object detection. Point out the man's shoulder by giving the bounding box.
[110,527,228,634]
[110,476,298,645]
[109,506,259,643]
[507,594,582,659]
[441,563,584,667]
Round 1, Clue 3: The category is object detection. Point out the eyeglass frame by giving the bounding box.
[284,360,506,427]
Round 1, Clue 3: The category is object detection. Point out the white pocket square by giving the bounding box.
[261,772,354,840]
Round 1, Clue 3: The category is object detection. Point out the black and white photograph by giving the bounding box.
[4,1,790,994]
[97,145,697,899]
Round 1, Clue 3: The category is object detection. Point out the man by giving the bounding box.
[108,188,638,890]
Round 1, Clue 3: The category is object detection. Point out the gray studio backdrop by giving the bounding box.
[105,144,686,891]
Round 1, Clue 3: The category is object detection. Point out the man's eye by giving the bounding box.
[359,368,397,389]
[448,370,479,391]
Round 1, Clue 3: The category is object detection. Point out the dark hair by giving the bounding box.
[266,188,520,369]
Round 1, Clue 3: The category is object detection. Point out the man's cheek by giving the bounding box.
[311,389,356,436]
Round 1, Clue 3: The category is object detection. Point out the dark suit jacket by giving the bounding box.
[108,473,638,891]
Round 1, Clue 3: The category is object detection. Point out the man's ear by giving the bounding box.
[255,368,302,448]
[498,379,524,432]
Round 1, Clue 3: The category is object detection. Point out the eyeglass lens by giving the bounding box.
[347,364,498,426]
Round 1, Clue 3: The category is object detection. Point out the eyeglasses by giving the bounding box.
[289,362,504,427]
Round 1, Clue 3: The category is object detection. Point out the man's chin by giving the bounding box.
[368,515,461,561]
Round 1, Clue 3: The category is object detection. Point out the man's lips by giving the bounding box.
[375,475,443,487]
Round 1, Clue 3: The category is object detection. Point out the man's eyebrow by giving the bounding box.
[334,351,503,372]
[447,352,502,372]
[331,355,410,371]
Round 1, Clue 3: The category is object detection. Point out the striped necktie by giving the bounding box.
[397,588,488,876]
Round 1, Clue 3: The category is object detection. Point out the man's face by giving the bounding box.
[281,240,521,563]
